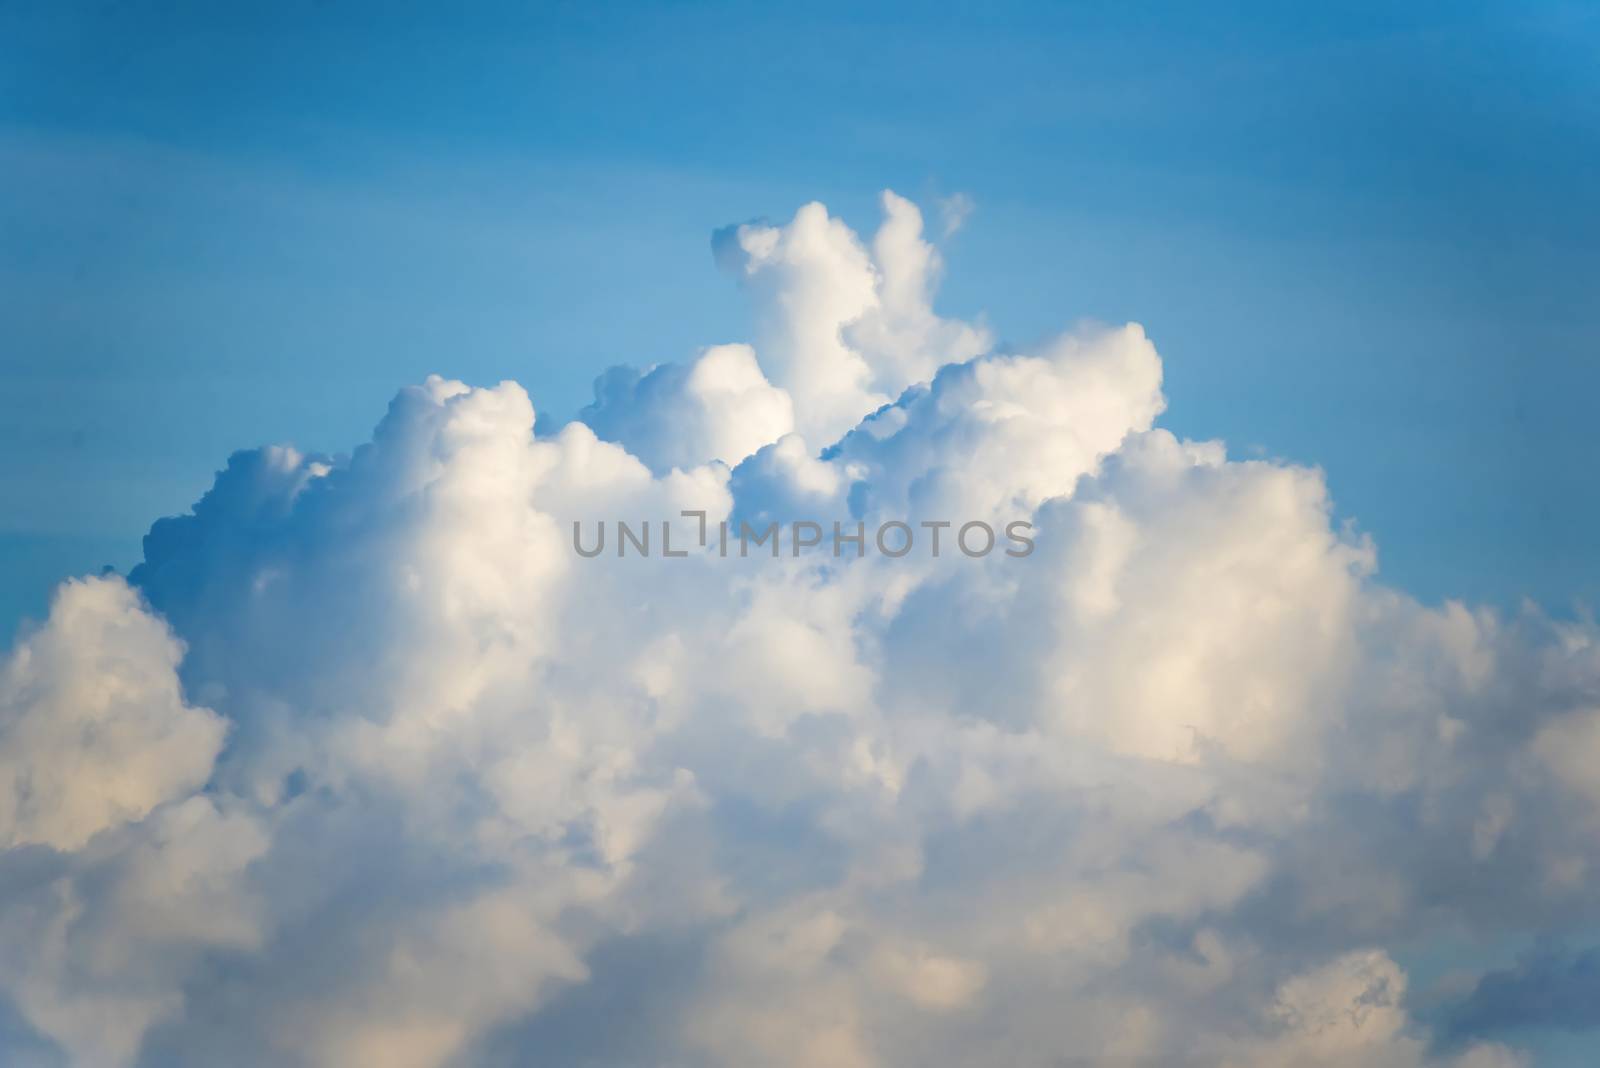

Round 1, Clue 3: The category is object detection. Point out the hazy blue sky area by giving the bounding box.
[1,0,1596,641]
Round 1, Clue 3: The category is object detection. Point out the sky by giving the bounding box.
[2,4,1600,1067]
[2,0,1597,642]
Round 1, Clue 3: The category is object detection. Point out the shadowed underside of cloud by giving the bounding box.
[0,191,1593,1067]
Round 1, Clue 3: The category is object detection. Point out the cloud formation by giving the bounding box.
[1,192,1595,1066]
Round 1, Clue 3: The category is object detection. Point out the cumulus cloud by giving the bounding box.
[1,191,1596,1066]
[710,191,989,446]
[0,577,225,851]
[579,343,794,475]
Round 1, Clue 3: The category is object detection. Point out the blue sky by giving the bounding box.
[2,0,1597,642]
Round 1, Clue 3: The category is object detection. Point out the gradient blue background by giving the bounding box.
[3,0,1597,646]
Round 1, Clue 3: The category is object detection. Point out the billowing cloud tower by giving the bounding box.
[0,192,1591,1067]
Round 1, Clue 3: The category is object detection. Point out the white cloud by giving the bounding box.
[710,191,990,447]
[0,576,226,851]
[579,343,794,475]
[0,192,1594,1066]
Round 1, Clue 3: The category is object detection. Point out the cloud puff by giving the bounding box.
[711,191,989,446]
[1,192,1596,1066]
[579,343,793,475]
[0,577,225,851]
